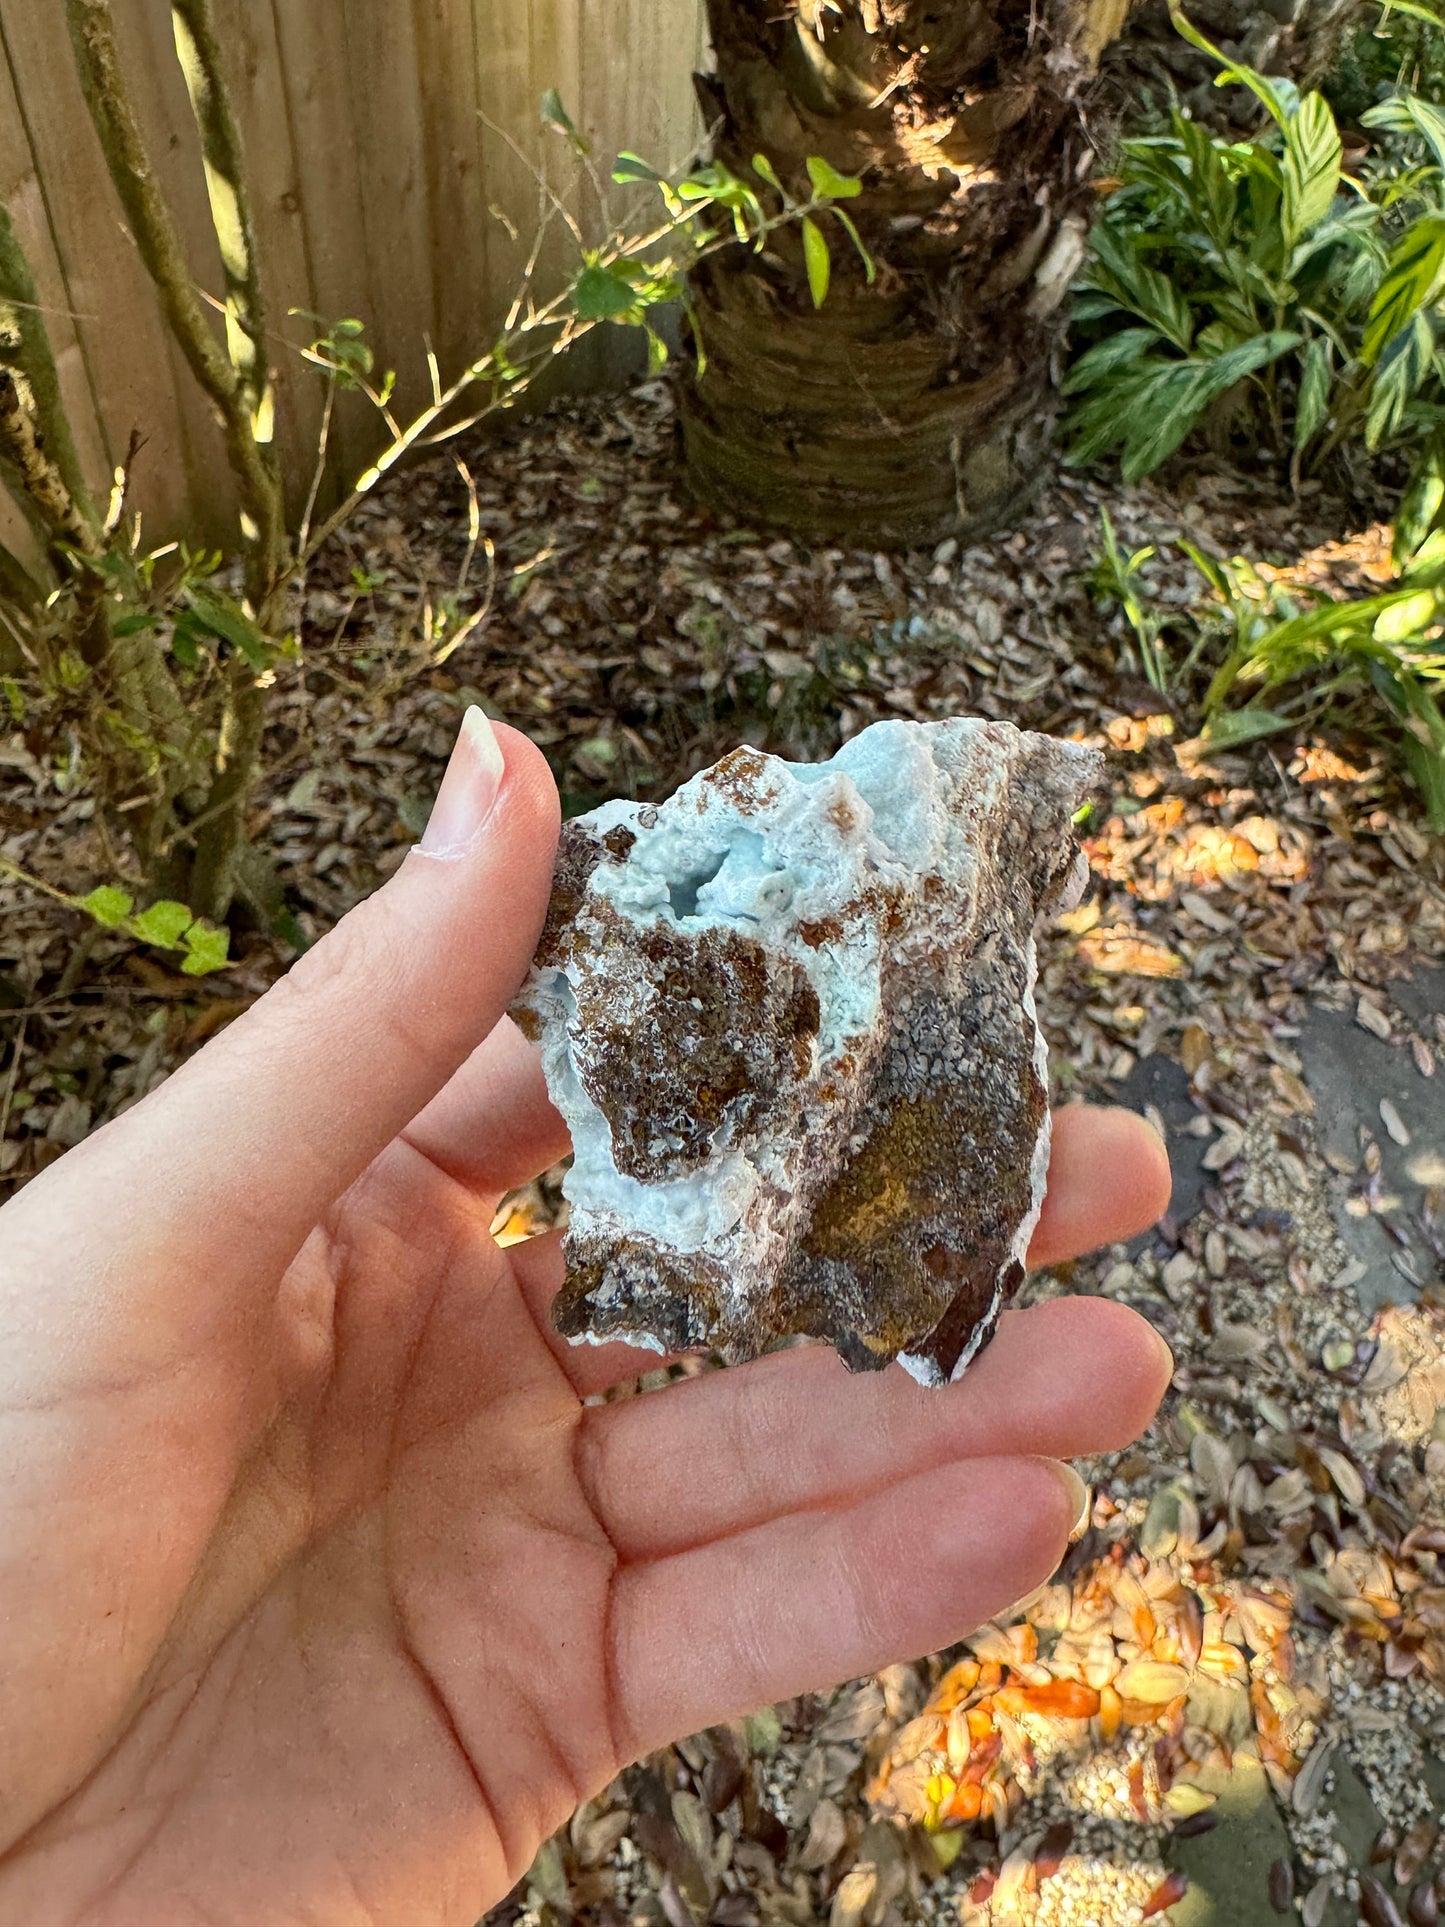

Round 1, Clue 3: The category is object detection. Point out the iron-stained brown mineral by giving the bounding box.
[510,718,1101,1384]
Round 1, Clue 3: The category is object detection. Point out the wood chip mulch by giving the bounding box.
[2,377,1444,1927]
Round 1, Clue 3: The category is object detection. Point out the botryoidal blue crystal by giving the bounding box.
[511,718,1102,1385]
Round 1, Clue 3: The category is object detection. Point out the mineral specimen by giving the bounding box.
[511,718,1102,1385]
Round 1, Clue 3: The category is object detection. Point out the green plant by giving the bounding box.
[1090,510,1172,693]
[0,0,860,947]
[1086,513,1445,827]
[1327,0,1445,128]
[1063,6,1445,487]
[1191,535,1445,822]
[0,859,230,976]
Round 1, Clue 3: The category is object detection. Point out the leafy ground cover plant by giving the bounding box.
[1091,515,1445,826]
[1064,5,1445,490]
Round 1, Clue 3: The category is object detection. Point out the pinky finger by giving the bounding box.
[610,1455,1079,1758]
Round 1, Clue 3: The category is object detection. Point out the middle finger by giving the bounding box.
[576,1295,1172,1561]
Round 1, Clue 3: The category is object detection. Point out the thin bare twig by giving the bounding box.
[0,1011,28,1149]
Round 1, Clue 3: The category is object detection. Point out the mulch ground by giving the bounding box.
[2,377,1443,1927]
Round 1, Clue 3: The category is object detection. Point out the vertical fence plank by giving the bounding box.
[0,1,195,536]
[267,0,375,493]
[0,28,112,508]
[108,0,238,544]
[337,0,437,424]
[474,0,544,306]
[209,0,326,523]
[0,0,706,547]
[411,0,487,386]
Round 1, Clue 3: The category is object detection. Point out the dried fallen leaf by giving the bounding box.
[1179,1022,1212,1073]
[1358,998,1395,1041]
[1078,926,1187,978]
[1034,1821,1074,1881]
[1361,1873,1408,1927]
[1362,1340,1411,1395]
[1141,1871,1189,1918]
[830,1864,880,1927]
[1115,1660,1191,1704]
[1292,1737,1336,1817]
[1303,1874,1333,1927]
[1396,1822,1438,1891]
[992,1846,1034,1915]
[1164,1783,1216,1818]
[1318,1447,1366,1509]
[1269,1855,1294,1914]
[994,1678,1101,1720]
[798,1797,848,1871]
[1409,1880,1440,1927]
[1380,1098,1412,1147]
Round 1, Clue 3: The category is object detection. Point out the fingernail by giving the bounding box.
[1050,1461,1091,1540]
[420,706,505,854]
[1147,1319,1177,1383]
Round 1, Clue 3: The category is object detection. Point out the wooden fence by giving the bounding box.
[0,0,705,556]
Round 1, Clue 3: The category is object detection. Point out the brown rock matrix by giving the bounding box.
[512,718,1100,1383]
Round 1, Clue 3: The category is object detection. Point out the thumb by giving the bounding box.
[10,710,560,1283]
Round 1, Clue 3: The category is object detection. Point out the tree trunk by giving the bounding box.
[681,0,1128,546]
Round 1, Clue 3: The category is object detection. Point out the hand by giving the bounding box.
[0,715,1172,1927]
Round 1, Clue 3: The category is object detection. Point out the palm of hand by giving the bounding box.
[0,730,1172,1927]
[10,1150,622,1925]
[6,1127,1166,1927]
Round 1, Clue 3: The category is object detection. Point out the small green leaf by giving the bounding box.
[1397,432,1445,573]
[1365,311,1435,448]
[181,920,231,976]
[805,154,862,200]
[1403,731,1445,830]
[744,1707,782,1757]
[1280,92,1342,247]
[1294,335,1332,451]
[80,884,135,929]
[1363,92,1445,174]
[752,152,785,193]
[1373,588,1439,643]
[170,618,202,671]
[112,612,159,638]
[130,899,195,949]
[57,648,88,689]
[540,88,590,155]
[1363,215,1445,367]
[801,215,831,308]
[1203,705,1293,746]
[571,263,638,321]
[1403,524,1445,583]
[185,587,272,673]
[611,150,663,185]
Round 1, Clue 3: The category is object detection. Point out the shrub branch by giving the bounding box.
[169,0,274,454]
[64,0,285,608]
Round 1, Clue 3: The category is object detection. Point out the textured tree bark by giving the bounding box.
[681,0,1128,546]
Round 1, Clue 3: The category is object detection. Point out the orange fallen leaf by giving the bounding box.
[942,1781,983,1825]
[1097,1683,1123,1743]
[930,1658,980,1711]
[1142,1871,1190,1918]
[995,1678,1101,1721]
[1079,927,1187,979]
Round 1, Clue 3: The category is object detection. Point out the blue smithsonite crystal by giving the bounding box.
[511,717,1102,1385]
